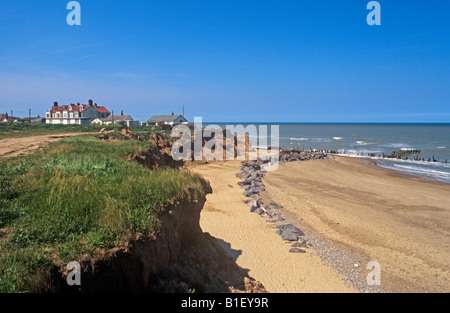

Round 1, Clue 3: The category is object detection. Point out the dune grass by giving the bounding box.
[0,135,204,292]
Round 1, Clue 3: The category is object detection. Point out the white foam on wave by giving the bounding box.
[333,137,342,140]
[400,148,418,151]
[389,164,450,182]
[311,138,331,142]
[336,153,450,183]
[342,149,384,156]
[337,152,449,167]
[393,164,449,175]
[385,143,411,149]
[290,137,309,141]
[332,154,450,183]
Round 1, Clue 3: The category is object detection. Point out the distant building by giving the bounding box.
[91,117,107,125]
[18,116,46,123]
[45,100,110,125]
[0,113,19,123]
[91,112,140,127]
[146,113,188,127]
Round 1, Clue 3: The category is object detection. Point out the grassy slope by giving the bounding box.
[0,123,103,139]
[0,134,203,292]
[0,122,171,139]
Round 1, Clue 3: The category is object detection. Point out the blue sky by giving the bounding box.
[0,0,448,122]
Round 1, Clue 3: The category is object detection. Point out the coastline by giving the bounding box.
[193,155,450,293]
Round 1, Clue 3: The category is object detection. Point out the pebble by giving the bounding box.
[289,248,306,254]
[246,199,259,208]
[291,242,309,249]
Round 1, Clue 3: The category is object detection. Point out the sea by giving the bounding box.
[214,123,450,184]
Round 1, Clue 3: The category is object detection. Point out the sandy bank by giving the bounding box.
[192,160,355,293]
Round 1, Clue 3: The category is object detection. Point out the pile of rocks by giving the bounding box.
[237,148,328,201]
[237,154,320,253]
[236,158,269,198]
[279,148,327,162]
[243,198,284,221]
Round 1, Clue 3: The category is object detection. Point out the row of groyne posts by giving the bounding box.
[256,145,448,164]
[294,147,447,164]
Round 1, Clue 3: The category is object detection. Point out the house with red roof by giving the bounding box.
[45,99,111,125]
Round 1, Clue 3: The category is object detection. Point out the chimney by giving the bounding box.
[53,101,58,107]
[89,99,93,106]
[95,103,98,108]
[121,110,123,116]
[172,111,174,115]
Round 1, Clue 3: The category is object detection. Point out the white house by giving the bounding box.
[91,117,107,125]
[91,113,140,127]
[146,113,188,126]
[45,100,110,125]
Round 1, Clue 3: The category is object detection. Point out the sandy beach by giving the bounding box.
[193,156,450,293]
[193,160,355,293]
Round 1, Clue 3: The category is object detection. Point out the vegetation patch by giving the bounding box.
[0,134,204,292]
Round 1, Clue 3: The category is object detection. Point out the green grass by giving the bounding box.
[0,122,109,139]
[0,135,205,292]
[0,122,175,140]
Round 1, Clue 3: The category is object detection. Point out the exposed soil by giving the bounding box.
[0,133,87,158]
[34,180,267,293]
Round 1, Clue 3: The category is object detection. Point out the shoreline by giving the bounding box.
[330,153,450,184]
[192,155,450,293]
[253,146,449,184]
[283,147,450,184]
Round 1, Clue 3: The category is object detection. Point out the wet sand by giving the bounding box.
[193,156,450,293]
